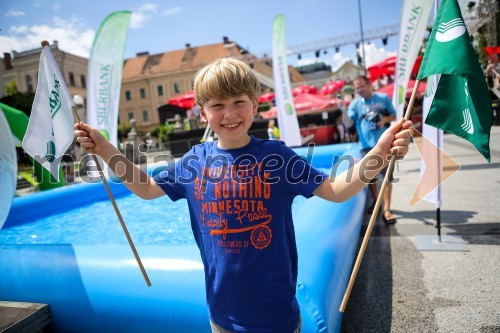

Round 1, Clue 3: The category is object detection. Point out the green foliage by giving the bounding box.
[5,80,18,96]
[474,29,489,67]
[158,122,174,143]
[118,123,131,139]
[258,103,271,112]
[19,170,39,186]
[0,83,35,116]
[149,126,160,138]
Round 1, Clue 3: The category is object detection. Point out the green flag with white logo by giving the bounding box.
[416,0,493,162]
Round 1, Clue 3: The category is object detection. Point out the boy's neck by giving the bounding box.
[216,135,251,150]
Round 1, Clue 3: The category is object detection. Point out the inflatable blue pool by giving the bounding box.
[0,143,365,333]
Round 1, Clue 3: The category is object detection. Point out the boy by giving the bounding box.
[75,58,412,333]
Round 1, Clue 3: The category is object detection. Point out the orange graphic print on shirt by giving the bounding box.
[195,163,273,252]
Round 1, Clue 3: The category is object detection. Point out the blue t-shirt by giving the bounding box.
[154,137,327,333]
[347,92,396,149]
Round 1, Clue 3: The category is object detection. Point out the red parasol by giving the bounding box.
[484,46,500,61]
[292,85,317,97]
[376,79,427,99]
[260,93,338,119]
[167,90,195,109]
[319,80,346,96]
[368,56,423,82]
[258,92,275,104]
[367,56,396,82]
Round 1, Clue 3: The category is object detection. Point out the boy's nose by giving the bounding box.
[223,106,238,117]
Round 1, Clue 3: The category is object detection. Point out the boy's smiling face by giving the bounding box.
[201,94,258,149]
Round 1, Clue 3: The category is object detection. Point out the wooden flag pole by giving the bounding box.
[72,106,152,287]
[41,40,152,287]
[339,80,420,313]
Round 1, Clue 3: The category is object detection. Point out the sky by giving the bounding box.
[0,0,403,71]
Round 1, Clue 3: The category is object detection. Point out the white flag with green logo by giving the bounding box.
[22,45,75,181]
[87,11,131,147]
[393,0,433,119]
[272,15,302,147]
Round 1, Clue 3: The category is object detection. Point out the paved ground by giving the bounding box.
[340,126,500,332]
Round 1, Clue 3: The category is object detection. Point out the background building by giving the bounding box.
[119,36,305,131]
[330,61,364,83]
[1,37,306,133]
[1,40,88,117]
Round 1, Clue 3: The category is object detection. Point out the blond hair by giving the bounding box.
[194,58,260,110]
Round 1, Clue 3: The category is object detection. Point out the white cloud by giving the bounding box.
[1,16,95,58]
[130,3,160,29]
[10,26,29,34]
[138,3,159,12]
[163,6,182,17]
[5,10,26,17]
[53,3,61,11]
[360,43,396,68]
[329,52,352,71]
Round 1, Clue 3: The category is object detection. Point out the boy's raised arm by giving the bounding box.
[314,119,412,202]
[74,122,165,200]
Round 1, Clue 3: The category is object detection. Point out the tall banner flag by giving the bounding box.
[272,15,302,147]
[393,0,433,119]
[417,0,493,162]
[415,1,443,207]
[421,75,442,206]
[411,74,443,207]
[0,107,17,228]
[87,11,131,147]
[22,44,75,181]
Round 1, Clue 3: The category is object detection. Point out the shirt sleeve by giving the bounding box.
[276,143,328,198]
[347,99,358,125]
[152,156,186,201]
[385,95,397,115]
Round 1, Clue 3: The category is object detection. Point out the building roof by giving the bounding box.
[295,62,331,74]
[122,40,247,80]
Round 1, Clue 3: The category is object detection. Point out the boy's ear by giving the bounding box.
[252,100,258,116]
[199,107,207,121]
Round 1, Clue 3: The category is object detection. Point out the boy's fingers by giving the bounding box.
[395,128,411,140]
[78,121,93,132]
[403,120,413,129]
[386,119,404,134]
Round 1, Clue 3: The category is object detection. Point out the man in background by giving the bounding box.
[348,75,397,224]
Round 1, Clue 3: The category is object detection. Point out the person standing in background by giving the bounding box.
[267,119,280,140]
[348,75,397,224]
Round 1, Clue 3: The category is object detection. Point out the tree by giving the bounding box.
[0,80,35,116]
[5,80,18,96]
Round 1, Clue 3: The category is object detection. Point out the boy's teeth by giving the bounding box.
[225,123,238,128]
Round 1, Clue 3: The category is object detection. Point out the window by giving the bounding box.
[128,112,134,121]
[80,75,86,88]
[140,88,146,99]
[26,75,33,92]
[173,82,181,94]
[157,85,164,96]
[142,110,149,123]
[69,72,75,87]
[125,90,131,101]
